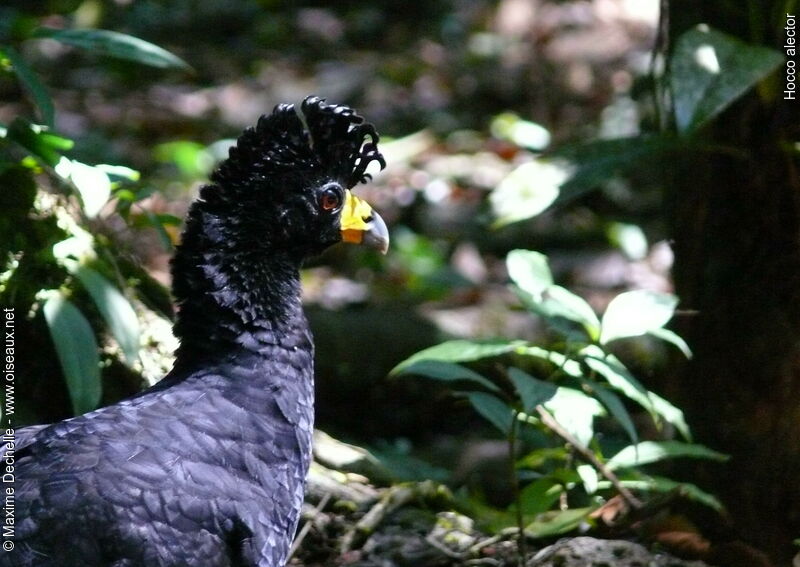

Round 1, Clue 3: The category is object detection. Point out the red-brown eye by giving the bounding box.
[320,187,343,211]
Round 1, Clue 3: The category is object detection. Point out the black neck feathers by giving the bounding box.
[168,96,385,363]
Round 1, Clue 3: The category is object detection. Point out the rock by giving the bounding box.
[528,537,709,567]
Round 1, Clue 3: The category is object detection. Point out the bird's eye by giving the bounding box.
[319,187,343,211]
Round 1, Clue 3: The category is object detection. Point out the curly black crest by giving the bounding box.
[212,96,386,190]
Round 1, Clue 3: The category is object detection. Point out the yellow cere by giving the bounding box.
[340,190,373,243]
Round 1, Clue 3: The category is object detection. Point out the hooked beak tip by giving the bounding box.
[362,211,390,254]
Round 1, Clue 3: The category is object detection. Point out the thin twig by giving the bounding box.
[467,534,503,556]
[425,532,467,560]
[287,492,332,560]
[535,405,643,510]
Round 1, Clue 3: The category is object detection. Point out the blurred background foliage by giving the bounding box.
[1,0,798,563]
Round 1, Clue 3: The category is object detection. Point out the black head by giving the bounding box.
[199,95,388,258]
[170,97,389,338]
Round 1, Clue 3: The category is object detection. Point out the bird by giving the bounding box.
[2,96,389,567]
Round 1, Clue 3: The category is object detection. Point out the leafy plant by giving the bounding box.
[0,8,187,419]
[487,24,784,223]
[392,249,726,545]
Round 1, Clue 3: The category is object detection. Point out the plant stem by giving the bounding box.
[535,405,643,510]
[509,409,526,567]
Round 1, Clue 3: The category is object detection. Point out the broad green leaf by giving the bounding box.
[600,290,678,344]
[2,46,54,126]
[581,349,655,417]
[544,387,604,446]
[576,464,599,494]
[72,266,140,365]
[34,28,191,70]
[465,392,514,434]
[508,367,557,413]
[55,159,112,217]
[524,507,593,538]
[516,345,582,377]
[507,250,600,339]
[490,160,568,227]
[580,379,637,446]
[648,327,692,358]
[552,135,676,206]
[506,250,552,297]
[670,25,784,133]
[391,339,525,373]
[517,477,562,516]
[580,348,690,439]
[649,391,692,441]
[607,441,728,471]
[395,360,500,392]
[6,117,73,166]
[42,294,101,415]
[539,285,600,340]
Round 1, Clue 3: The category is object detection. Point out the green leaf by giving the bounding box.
[490,160,568,227]
[552,135,677,206]
[507,250,600,339]
[649,391,692,441]
[42,294,101,415]
[391,339,525,373]
[2,45,54,126]
[648,327,692,358]
[580,379,637,446]
[465,392,514,434]
[72,266,140,365]
[580,348,661,426]
[670,25,784,133]
[395,360,500,392]
[581,350,690,441]
[544,387,605,446]
[600,290,678,344]
[607,441,728,470]
[55,159,112,217]
[506,249,553,297]
[507,367,557,413]
[33,27,191,70]
[516,345,583,377]
[516,477,562,517]
[524,507,593,538]
[539,285,601,339]
[6,117,73,166]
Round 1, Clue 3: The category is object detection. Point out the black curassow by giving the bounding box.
[2,97,389,567]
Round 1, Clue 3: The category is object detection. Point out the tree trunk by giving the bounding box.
[667,1,800,561]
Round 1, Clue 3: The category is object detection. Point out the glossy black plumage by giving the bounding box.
[2,97,385,567]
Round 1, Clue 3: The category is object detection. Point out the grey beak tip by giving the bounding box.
[364,211,390,254]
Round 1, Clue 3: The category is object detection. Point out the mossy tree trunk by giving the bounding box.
[666,1,800,560]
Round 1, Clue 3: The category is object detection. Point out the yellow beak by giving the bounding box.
[340,190,390,254]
